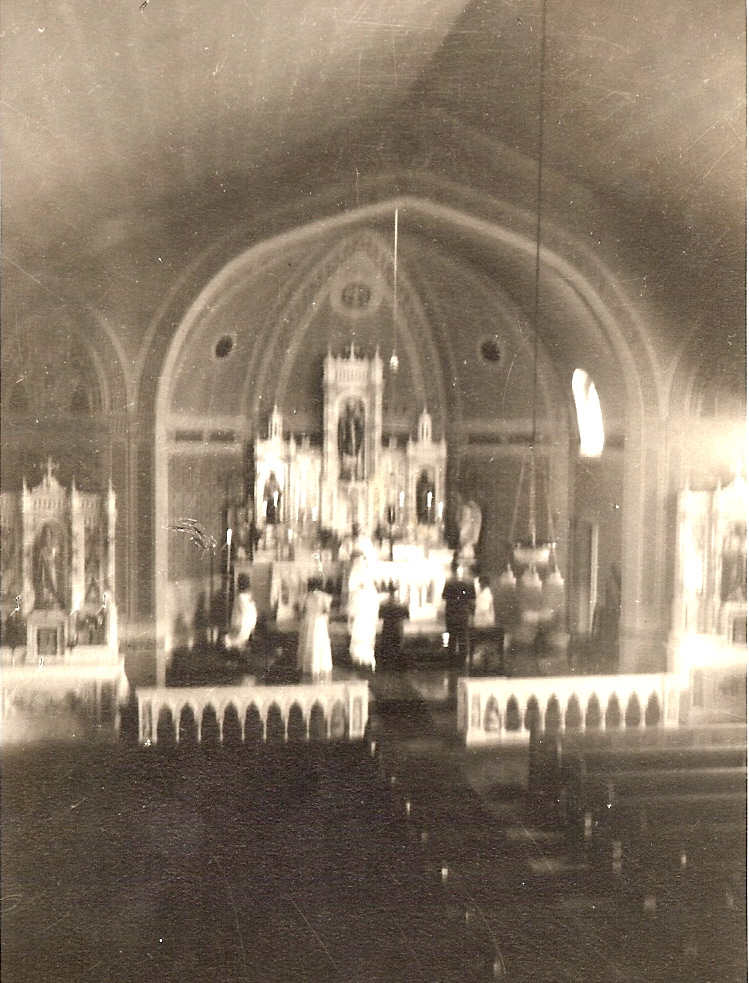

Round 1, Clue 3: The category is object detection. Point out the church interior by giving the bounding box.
[2,0,747,980]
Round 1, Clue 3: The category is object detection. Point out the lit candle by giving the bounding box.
[437,501,444,521]
[311,506,318,522]
[225,528,233,629]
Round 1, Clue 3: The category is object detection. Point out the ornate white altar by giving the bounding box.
[254,349,447,539]
[668,469,747,723]
[259,549,454,625]
[247,349,450,624]
[0,463,126,734]
[1,462,119,661]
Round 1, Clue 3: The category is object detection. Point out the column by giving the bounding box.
[619,415,671,672]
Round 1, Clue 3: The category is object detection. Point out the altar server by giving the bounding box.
[473,576,496,628]
[224,573,257,653]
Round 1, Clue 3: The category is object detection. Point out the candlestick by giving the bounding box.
[209,544,214,640]
[225,528,233,630]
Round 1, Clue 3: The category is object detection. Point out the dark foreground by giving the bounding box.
[2,678,746,983]
[3,739,493,983]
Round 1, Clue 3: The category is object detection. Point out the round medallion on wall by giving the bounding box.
[341,281,372,310]
[480,336,502,363]
[329,255,384,319]
[213,334,235,360]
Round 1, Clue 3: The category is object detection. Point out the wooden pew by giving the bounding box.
[546,725,746,916]
[528,722,747,820]
[524,722,746,973]
[561,764,746,831]
[529,722,746,867]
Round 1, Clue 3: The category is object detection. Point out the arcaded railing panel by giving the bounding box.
[137,680,370,746]
[457,674,680,746]
[2,661,129,732]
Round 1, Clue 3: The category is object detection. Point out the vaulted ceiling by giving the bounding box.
[3,0,746,403]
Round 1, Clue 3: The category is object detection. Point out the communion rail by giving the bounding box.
[457,673,681,746]
[137,679,370,746]
[1,661,129,729]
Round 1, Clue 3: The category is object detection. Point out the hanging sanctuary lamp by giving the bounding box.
[510,0,557,577]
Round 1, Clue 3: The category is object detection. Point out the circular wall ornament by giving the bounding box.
[480,337,502,363]
[214,334,234,359]
[329,254,384,319]
[341,281,372,309]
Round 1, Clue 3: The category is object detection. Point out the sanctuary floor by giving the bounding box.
[2,640,745,982]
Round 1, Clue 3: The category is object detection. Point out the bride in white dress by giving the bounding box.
[297,578,333,680]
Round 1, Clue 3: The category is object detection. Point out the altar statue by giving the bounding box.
[263,471,282,524]
[416,469,436,525]
[34,524,64,609]
[338,398,365,480]
[458,500,482,560]
[721,521,747,602]
[84,524,102,608]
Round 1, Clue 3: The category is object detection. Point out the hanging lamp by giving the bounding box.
[510,0,556,573]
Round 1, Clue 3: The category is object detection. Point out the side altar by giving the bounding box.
[244,349,451,623]
[668,469,747,724]
[0,462,128,733]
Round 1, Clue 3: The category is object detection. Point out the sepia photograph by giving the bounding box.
[1,0,746,980]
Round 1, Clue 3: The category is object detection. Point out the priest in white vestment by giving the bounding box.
[347,553,379,670]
